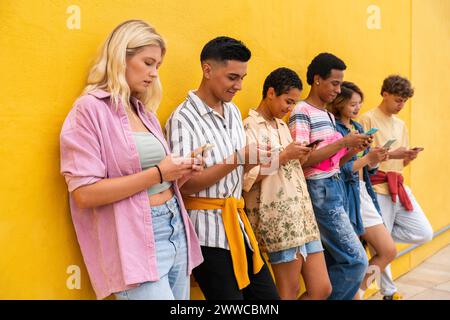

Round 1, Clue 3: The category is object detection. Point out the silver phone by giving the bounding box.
[383,139,397,149]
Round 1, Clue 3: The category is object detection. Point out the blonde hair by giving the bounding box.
[83,20,166,112]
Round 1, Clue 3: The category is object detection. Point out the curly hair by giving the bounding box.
[306,52,346,85]
[381,75,414,98]
[262,67,303,99]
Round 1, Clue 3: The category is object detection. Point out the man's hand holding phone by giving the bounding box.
[388,146,422,161]
[406,147,424,161]
[281,141,312,165]
[305,139,323,149]
[382,139,397,149]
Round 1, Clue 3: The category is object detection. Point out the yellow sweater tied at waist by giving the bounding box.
[183,196,264,290]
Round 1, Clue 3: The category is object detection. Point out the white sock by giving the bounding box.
[358,289,365,300]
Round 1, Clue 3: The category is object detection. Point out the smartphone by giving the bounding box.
[191,143,215,157]
[412,147,424,152]
[365,128,379,135]
[382,139,397,149]
[306,139,324,148]
[202,143,215,154]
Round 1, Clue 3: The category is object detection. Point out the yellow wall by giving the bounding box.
[0,0,449,299]
[406,0,450,270]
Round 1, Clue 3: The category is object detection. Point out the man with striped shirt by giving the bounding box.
[165,37,279,300]
[289,53,371,300]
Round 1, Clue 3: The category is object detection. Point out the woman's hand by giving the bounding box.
[366,147,389,167]
[157,155,196,182]
[188,146,207,174]
[176,154,205,187]
[343,132,372,149]
[349,132,372,153]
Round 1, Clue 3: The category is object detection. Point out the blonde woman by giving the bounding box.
[60,20,203,300]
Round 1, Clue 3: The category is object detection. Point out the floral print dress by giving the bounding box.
[243,109,320,253]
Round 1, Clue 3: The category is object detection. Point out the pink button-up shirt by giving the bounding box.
[60,89,203,300]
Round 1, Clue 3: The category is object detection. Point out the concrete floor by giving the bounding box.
[369,244,450,300]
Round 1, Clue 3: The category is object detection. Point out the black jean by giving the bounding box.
[192,244,280,300]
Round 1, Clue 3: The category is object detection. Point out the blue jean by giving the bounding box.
[268,240,324,264]
[115,196,189,300]
[307,174,368,300]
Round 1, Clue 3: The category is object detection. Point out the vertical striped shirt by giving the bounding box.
[288,101,341,179]
[165,90,251,250]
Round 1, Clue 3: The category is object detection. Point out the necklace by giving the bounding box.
[272,121,282,149]
[126,107,148,133]
[304,99,326,111]
[126,107,140,123]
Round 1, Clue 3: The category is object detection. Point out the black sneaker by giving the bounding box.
[382,292,403,300]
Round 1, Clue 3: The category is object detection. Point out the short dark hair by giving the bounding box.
[262,67,303,99]
[306,52,347,85]
[381,75,414,98]
[327,81,364,117]
[200,36,251,63]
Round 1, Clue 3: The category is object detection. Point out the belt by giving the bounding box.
[182,196,264,289]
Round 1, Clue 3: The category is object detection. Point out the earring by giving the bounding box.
[316,81,320,85]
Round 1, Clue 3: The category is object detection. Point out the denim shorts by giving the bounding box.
[114,196,189,300]
[268,240,324,264]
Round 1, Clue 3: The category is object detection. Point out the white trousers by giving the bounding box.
[376,185,433,296]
